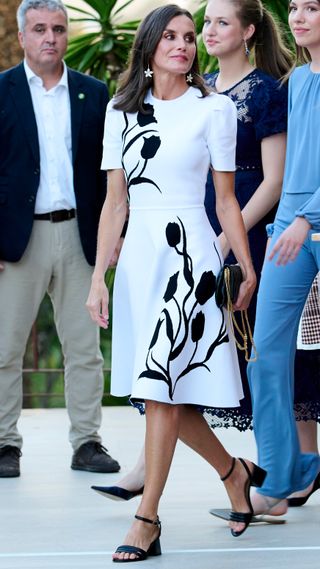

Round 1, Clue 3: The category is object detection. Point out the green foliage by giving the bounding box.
[23,269,128,408]
[65,0,139,95]
[262,0,295,50]
[194,0,218,75]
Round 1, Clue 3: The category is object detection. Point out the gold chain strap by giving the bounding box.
[224,267,258,363]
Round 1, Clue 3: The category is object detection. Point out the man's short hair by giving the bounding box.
[17,0,68,32]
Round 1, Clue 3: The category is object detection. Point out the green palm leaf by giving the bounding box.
[66,0,138,93]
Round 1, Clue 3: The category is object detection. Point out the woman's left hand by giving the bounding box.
[268,217,311,266]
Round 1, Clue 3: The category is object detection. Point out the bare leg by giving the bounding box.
[113,404,269,535]
[178,406,267,532]
[179,406,287,518]
[114,445,145,492]
[110,409,236,495]
[297,420,319,454]
[113,401,180,561]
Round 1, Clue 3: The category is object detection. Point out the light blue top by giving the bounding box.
[275,64,320,230]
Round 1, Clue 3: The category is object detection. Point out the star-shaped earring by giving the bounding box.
[186,73,193,84]
[144,66,153,79]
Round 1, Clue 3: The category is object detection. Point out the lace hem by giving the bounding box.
[132,401,320,430]
[203,408,253,431]
[294,402,320,422]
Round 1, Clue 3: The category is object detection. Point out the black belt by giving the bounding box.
[34,209,76,222]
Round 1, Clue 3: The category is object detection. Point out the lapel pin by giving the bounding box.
[78,93,85,100]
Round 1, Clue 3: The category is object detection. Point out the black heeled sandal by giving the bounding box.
[113,514,161,563]
[221,457,267,537]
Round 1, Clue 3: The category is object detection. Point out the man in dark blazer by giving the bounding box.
[0,0,120,477]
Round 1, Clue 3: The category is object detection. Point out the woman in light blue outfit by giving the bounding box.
[248,0,320,514]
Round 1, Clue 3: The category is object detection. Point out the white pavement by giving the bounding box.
[0,407,319,569]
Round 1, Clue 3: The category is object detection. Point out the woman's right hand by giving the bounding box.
[86,278,110,329]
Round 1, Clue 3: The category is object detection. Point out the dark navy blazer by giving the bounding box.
[0,62,108,265]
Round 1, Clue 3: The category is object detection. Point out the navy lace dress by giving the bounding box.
[203,69,288,430]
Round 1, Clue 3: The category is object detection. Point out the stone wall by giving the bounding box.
[0,0,22,71]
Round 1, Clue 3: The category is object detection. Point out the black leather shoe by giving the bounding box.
[0,445,22,477]
[71,442,120,473]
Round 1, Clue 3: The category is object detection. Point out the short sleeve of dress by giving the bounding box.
[100,100,123,170]
[251,77,288,141]
[207,94,237,172]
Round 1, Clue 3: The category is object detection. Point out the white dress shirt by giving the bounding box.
[24,60,76,213]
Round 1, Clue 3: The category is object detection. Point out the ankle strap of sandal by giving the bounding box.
[135,514,161,528]
[220,457,236,481]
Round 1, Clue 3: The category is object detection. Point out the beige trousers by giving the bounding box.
[0,219,104,451]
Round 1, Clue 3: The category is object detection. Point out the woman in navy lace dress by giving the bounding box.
[203,0,320,459]
[202,0,291,431]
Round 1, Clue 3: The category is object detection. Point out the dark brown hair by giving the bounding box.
[114,4,210,113]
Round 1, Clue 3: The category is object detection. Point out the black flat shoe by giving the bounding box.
[113,514,161,563]
[221,457,267,537]
[91,485,144,502]
[288,472,320,507]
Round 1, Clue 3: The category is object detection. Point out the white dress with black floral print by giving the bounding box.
[101,86,243,407]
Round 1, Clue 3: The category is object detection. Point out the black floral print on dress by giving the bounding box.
[138,218,229,400]
[121,103,162,196]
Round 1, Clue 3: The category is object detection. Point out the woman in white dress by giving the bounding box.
[87,4,261,562]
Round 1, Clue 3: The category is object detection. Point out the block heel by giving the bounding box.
[147,535,162,556]
[251,463,267,488]
[113,514,161,563]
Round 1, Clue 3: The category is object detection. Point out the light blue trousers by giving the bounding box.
[248,227,320,498]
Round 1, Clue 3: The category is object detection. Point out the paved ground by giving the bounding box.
[0,407,319,569]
